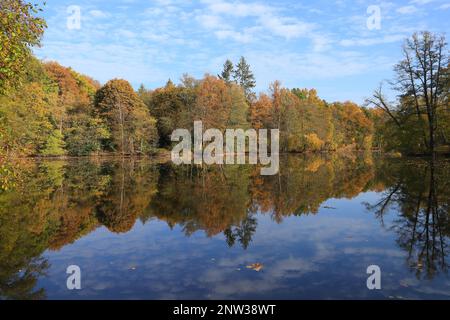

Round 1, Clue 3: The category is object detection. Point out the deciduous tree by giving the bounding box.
[94,79,158,155]
[0,0,46,94]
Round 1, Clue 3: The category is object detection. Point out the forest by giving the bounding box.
[0,1,449,161]
[1,1,449,301]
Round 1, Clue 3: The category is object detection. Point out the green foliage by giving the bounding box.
[1,155,449,297]
[249,84,373,152]
[367,32,449,154]
[233,57,256,101]
[1,12,445,159]
[40,130,65,156]
[227,84,249,128]
[148,80,196,147]
[94,79,159,155]
[0,58,109,158]
[0,0,46,94]
[65,117,110,156]
[0,80,56,156]
[218,59,234,84]
[0,55,376,157]
[137,84,152,106]
[331,101,373,150]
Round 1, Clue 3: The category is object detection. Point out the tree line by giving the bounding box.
[0,1,448,159]
[0,56,376,158]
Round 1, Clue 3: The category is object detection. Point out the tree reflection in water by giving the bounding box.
[366,158,449,279]
[0,155,448,299]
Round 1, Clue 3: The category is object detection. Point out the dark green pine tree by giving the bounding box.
[218,59,234,84]
[233,56,256,101]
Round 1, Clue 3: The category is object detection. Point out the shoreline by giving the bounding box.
[2,150,449,162]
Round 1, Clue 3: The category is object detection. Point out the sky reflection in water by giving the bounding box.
[0,154,448,299]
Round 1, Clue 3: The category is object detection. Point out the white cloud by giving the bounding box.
[246,51,376,84]
[196,14,223,29]
[410,0,433,5]
[396,5,418,14]
[34,0,447,103]
[204,0,271,17]
[340,34,405,47]
[261,16,314,39]
[89,10,109,18]
[311,34,333,52]
[199,0,315,40]
[215,30,253,43]
[117,29,136,39]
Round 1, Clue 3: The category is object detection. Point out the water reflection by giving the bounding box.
[366,159,450,279]
[0,154,448,299]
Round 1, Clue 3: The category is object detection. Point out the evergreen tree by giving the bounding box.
[218,59,234,84]
[233,57,256,102]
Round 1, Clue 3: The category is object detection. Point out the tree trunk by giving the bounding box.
[118,98,125,156]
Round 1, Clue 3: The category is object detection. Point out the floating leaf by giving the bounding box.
[246,263,263,272]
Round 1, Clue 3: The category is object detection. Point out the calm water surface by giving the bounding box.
[0,154,449,299]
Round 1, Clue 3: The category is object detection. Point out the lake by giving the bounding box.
[0,154,449,299]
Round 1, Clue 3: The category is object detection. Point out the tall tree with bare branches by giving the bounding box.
[367,32,449,155]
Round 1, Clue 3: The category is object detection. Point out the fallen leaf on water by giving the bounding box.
[399,280,409,287]
[246,263,263,272]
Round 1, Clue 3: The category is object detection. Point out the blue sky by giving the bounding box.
[34,0,450,103]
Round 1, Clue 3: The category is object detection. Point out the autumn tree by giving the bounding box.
[367,107,389,151]
[293,88,334,149]
[367,32,449,155]
[438,66,450,146]
[227,83,249,128]
[0,57,58,156]
[277,87,304,152]
[0,81,55,156]
[270,80,282,129]
[137,84,152,106]
[250,93,273,130]
[332,102,373,150]
[194,75,233,130]
[44,62,82,134]
[148,79,196,147]
[94,79,158,155]
[0,0,46,94]
[42,61,108,156]
[260,83,332,152]
[249,82,372,152]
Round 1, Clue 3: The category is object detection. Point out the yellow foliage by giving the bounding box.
[304,133,324,152]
